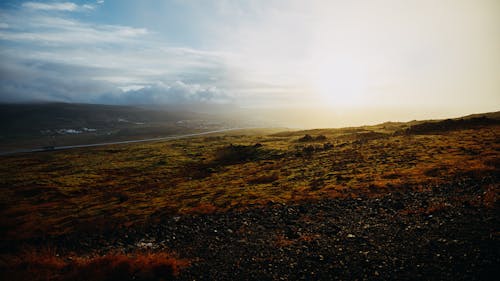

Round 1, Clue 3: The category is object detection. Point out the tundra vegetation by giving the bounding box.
[0,117,498,280]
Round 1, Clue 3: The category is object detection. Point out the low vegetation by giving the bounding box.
[0,248,188,281]
[297,134,327,142]
[0,115,498,279]
[402,116,500,135]
[1,123,498,240]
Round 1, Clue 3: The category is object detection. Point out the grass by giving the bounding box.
[0,125,500,240]
[0,120,498,280]
[0,124,498,243]
[0,248,189,281]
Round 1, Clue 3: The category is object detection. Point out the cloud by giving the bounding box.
[0,57,229,105]
[0,1,297,107]
[0,3,232,105]
[1,0,499,113]
[82,4,95,10]
[98,81,230,105]
[0,13,147,45]
[197,0,500,109]
[0,57,118,103]
[0,25,147,45]
[22,2,94,12]
[0,46,231,104]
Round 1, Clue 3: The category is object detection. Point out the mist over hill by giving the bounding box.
[0,102,260,150]
[1,101,498,153]
[0,103,196,133]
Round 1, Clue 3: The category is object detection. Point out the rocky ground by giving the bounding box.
[30,175,498,281]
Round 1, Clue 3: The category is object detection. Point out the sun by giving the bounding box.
[309,57,368,108]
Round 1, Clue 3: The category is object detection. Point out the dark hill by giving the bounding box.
[403,116,500,135]
[0,103,200,135]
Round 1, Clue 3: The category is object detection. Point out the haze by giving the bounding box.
[0,0,499,127]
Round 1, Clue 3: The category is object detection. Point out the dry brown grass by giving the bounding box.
[247,172,280,184]
[274,234,295,247]
[184,202,218,214]
[0,125,498,242]
[0,248,189,281]
[483,185,499,209]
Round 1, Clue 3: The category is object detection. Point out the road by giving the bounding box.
[0,128,250,156]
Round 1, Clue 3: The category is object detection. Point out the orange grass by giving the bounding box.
[1,125,498,241]
[0,249,189,281]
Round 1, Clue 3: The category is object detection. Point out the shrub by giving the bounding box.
[293,144,318,157]
[303,145,315,153]
[181,162,216,179]
[0,249,189,281]
[323,142,334,150]
[214,144,263,164]
[67,252,188,281]
[315,135,327,141]
[185,202,218,214]
[298,134,314,142]
[298,134,327,142]
[247,172,280,184]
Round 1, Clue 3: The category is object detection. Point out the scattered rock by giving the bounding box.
[22,176,500,281]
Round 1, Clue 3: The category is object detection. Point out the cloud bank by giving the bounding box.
[0,1,232,105]
[0,0,499,116]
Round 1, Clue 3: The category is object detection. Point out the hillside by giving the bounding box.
[399,112,500,135]
[0,103,194,132]
[0,113,498,280]
[0,103,249,151]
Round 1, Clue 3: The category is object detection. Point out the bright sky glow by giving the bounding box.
[0,0,499,124]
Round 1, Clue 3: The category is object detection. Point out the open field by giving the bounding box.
[0,116,499,280]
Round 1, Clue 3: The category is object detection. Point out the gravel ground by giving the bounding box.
[20,176,500,281]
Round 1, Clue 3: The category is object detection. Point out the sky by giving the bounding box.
[0,0,499,125]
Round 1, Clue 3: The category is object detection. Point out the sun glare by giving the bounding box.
[309,56,368,108]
